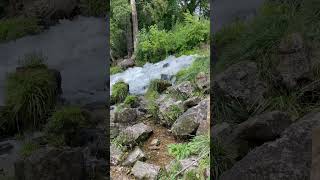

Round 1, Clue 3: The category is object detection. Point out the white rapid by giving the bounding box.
[110,55,197,95]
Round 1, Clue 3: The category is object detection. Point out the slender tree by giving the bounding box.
[130,0,138,57]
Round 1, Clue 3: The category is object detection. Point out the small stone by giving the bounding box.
[131,161,160,180]
[148,146,160,150]
[110,144,125,166]
[150,139,160,146]
[122,147,146,166]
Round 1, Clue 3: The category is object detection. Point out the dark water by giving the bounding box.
[212,0,265,32]
[0,0,265,106]
[0,16,107,106]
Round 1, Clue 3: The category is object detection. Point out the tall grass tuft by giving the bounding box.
[4,55,57,133]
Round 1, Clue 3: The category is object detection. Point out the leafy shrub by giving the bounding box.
[147,79,172,94]
[80,0,107,16]
[45,106,89,146]
[5,64,58,133]
[136,13,209,65]
[0,17,41,42]
[111,81,129,104]
[124,95,139,108]
[110,66,123,75]
[163,105,183,124]
[20,141,40,157]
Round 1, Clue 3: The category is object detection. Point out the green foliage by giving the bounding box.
[80,0,107,16]
[46,106,88,135]
[0,17,42,42]
[0,0,8,18]
[211,140,235,179]
[163,105,183,124]
[110,66,123,75]
[147,79,172,94]
[213,2,296,74]
[45,106,89,146]
[123,95,139,108]
[110,0,131,58]
[136,14,209,65]
[20,141,40,157]
[111,81,129,104]
[158,161,182,180]
[164,135,210,180]
[168,135,209,160]
[146,99,160,119]
[176,56,209,82]
[4,62,57,133]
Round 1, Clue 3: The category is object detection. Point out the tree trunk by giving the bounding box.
[130,0,138,57]
[126,16,133,57]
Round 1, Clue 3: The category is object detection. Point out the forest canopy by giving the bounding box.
[110,0,209,63]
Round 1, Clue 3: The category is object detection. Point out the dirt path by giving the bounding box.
[142,121,180,168]
[111,119,180,179]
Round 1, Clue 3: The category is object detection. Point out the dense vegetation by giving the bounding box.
[2,54,58,134]
[0,0,107,42]
[111,0,209,65]
[213,0,320,124]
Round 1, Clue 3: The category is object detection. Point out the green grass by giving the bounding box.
[45,106,89,146]
[213,0,320,123]
[162,105,184,125]
[147,79,172,94]
[5,65,57,133]
[111,81,129,104]
[20,141,40,157]
[176,56,209,82]
[0,17,42,42]
[123,95,139,108]
[161,135,210,180]
[110,66,124,75]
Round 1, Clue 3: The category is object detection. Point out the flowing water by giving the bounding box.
[110,55,197,95]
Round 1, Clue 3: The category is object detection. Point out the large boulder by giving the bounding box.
[156,94,184,127]
[183,96,201,110]
[195,72,209,93]
[85,158,108,180]
[114,107,138,124]
[74,128,107,159]
[122,146,146,166]
[311,127,320,180]
[168,81,195,98]
[23,0,78,25]
[131,161,160,180]
[110,144,125,166]
[277,33,312,89]
[15,147,85,180]
[117,123,153,146]
[211,122,232,140]
[213,61,267,106]
[171,98,209,138]
[117,58,135,69]
[233,111,293,142]
[220,112,320,180]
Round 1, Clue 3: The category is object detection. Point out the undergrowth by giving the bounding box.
[0,17,42,42]
[4,58,57,133]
